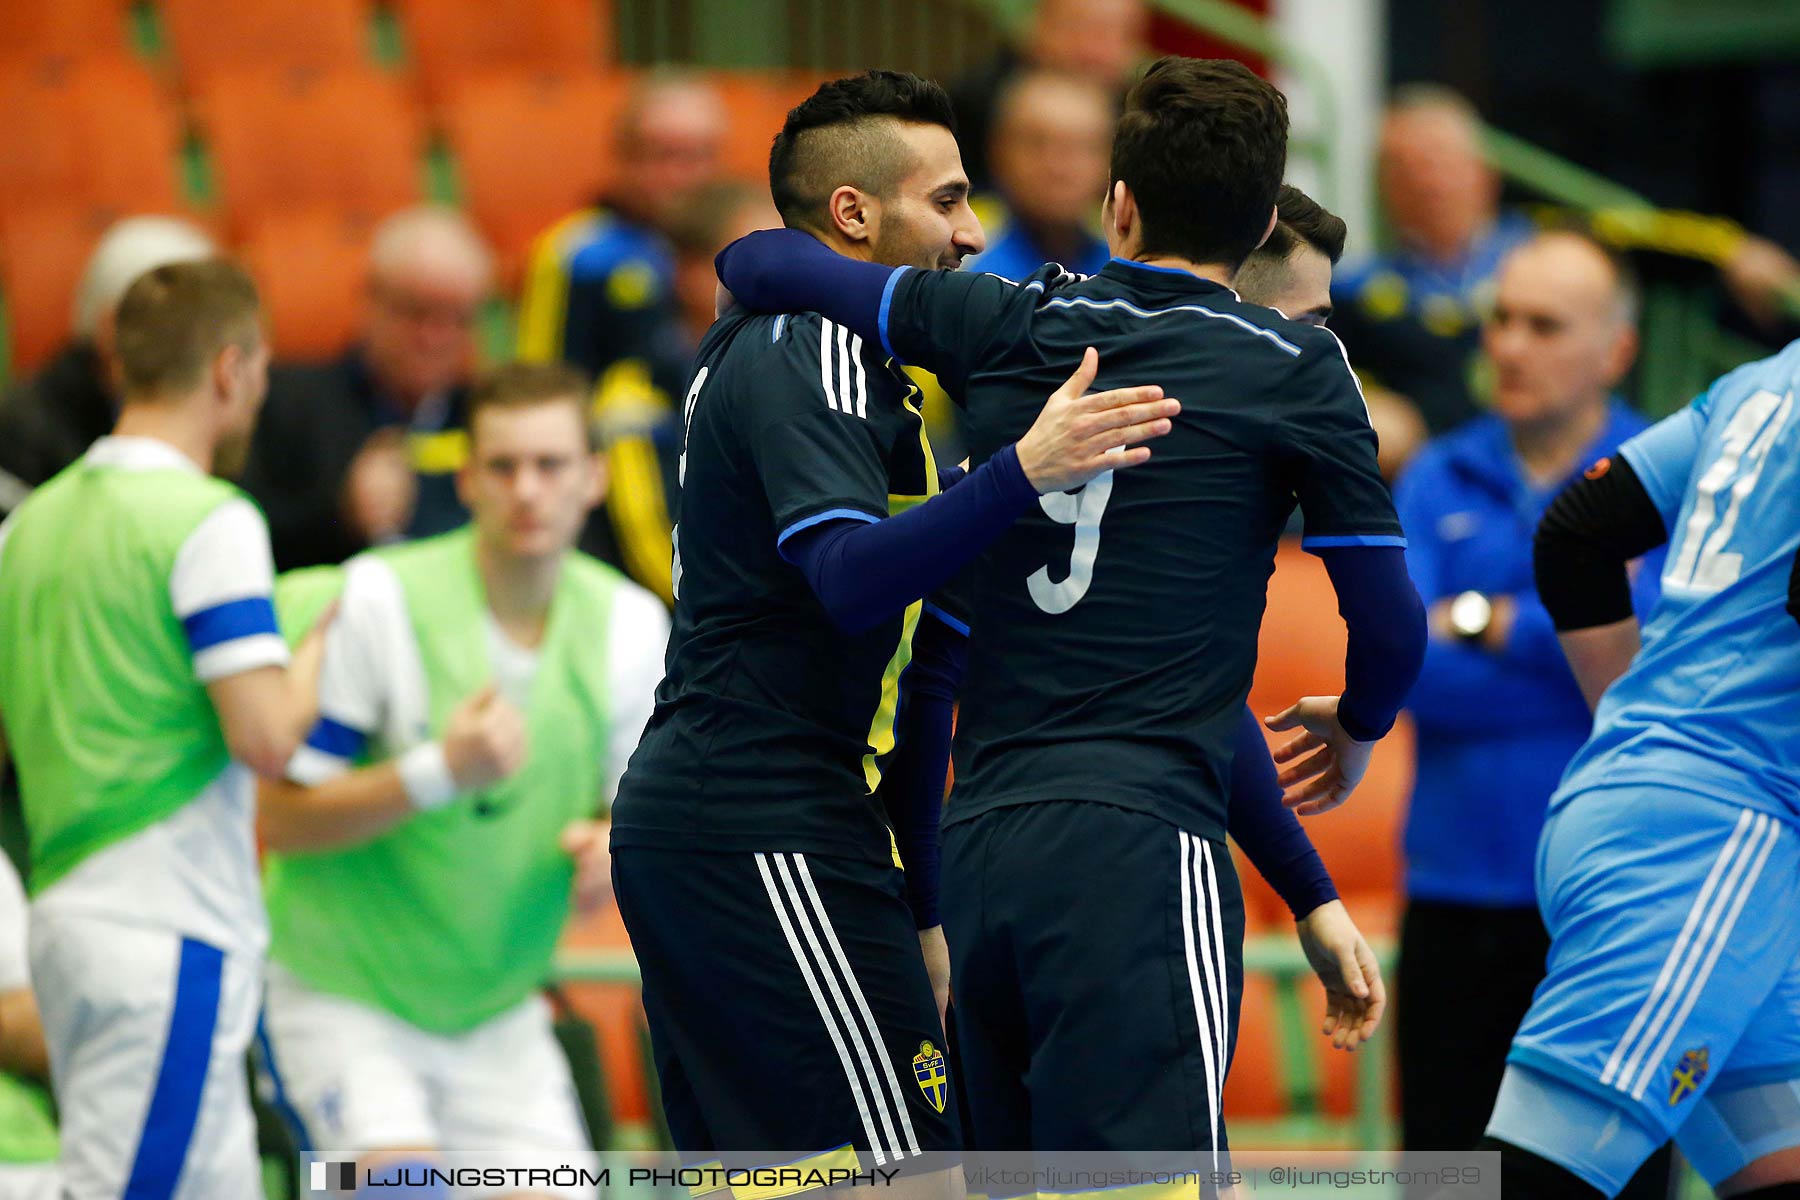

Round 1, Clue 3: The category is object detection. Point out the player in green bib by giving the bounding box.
[0,260,328,1200]
[0,852,56,1199]
[255,363,668,1198]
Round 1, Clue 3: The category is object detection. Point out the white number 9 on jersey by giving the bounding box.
[1027,470,1114,614]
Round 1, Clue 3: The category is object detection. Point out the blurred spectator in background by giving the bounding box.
[1332,85,1534,441]
[241,207,492,572]
[257,364,667,1192]
[514,71,729,604]
[516,72,727,383]
[572,180,776,605]
[964,70,1113,280]
[1238,185,1426,478]
[0,853,57,1199]
[949,0,1146,189]
[0,216,215,518]
[1392,230,1668,1189]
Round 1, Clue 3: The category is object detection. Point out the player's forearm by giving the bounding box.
[0,988,48,1081]
[256,768,415,853]
[781,446,1038,633]
[1555,620,1641,711]
[208,666,314,779]
[882,613,967,928]
[1318,547,1427,741]
[716,229,891,346]
[1227,705,1337,918]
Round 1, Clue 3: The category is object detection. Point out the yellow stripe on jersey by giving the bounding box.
[860,380,941,797]
[408,429,470,475]
[516,209,600,363]
[727,1144,864,1200]
[684,1161,730,1199]
[590,358,677,604]
[1040,1181,1200,1200]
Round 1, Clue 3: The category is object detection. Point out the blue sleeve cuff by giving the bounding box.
[878,265,911,363]
[1302,534,1408,551]
[776,507,881,552]
[304,715,368,760]
[182,595,280,653]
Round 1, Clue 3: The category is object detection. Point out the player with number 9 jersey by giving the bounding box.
[1486,338,1800,1196]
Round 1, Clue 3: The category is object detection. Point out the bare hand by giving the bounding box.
[342,429,417,543]
[1296,900,1386,1051]
[1721,235,1800,331]
[561,819,613,914]
[1265,696,1374,815]
[443,684,527,792]
[918,925,951,1034]
[1015,347,1180,493]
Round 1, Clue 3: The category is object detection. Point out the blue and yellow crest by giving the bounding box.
[1669,1047,1710,1106]
[912,1041,947,1114]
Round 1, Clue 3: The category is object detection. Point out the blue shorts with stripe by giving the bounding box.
[942,800,1244,1165]
[1503,784,1800,1158]
[612,846,959,1174]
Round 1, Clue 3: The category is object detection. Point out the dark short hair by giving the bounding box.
[768,70,957,234]
[114,259,261,396]
[1110,57,1288,269]
[467,361,597,452]
[1264,183,1346,264]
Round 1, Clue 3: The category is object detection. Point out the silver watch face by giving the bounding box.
[1450,590,1492,637]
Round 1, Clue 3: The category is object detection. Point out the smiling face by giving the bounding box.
[864,120,987,271]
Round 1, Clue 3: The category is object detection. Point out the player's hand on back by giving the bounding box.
[1295,899,1385,1051]
[1015,347,1181,493]
[443,684,528,792]
[1263,695,1375,816]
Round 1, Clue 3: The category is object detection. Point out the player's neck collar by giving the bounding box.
[1104,257,1237,296]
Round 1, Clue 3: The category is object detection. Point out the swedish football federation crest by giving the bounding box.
[912,1041,947,1114]
[1669,1046,1710,1105]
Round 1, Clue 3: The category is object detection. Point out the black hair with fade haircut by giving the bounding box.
[1110,57,1288,270]
[768,70,957,235]
[1264,183,1346,264]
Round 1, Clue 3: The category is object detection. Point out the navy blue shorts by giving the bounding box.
[942,801,1244,1158]
[613,846,960,1174]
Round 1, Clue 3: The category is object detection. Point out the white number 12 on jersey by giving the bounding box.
[1028,470,1113,614]
[1667,387,1792,594]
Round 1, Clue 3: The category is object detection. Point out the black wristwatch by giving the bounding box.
[1449,590,1494,644]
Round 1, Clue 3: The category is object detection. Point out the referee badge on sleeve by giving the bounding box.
[912,1041,948,1113]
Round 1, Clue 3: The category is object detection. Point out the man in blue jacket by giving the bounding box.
[1394,230,1669,1192]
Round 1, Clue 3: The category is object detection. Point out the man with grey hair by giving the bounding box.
[241,205,495,570]
[0,215,215,516]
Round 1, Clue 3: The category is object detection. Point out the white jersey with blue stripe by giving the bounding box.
[1556,339,1800,819]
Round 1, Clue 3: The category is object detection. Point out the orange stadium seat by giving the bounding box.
[0,56,183,214]
[160,0,373,91]
[1245,538,1414,934]
[1224,974,1359,1123]
[0,206,109,373]
[0,0,133,64]
[392,0,611,107]
[560,905,653,1132]
[712,71,829,181]
[195,68,426,236]
[237,210,371,360]
[438,69,635,289]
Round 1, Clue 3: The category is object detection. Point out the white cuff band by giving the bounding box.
[399,741,458,811]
